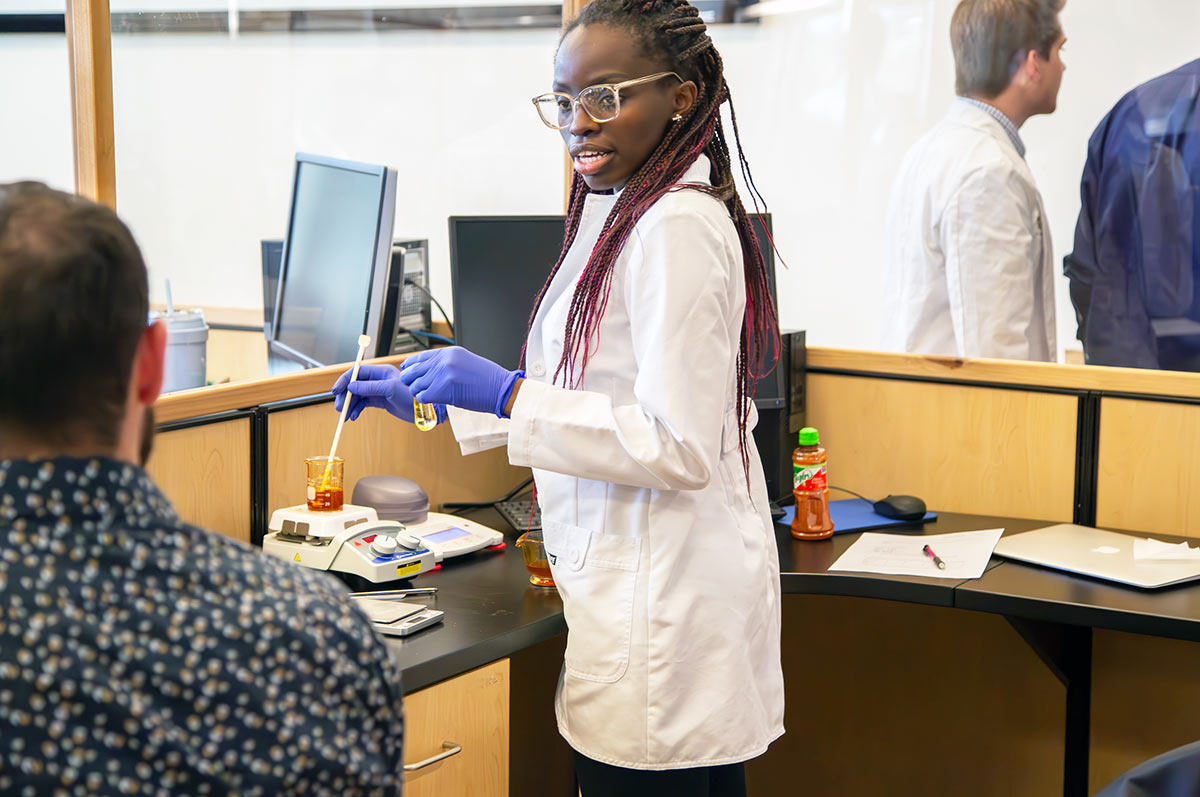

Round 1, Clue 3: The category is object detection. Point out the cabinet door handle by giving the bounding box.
[404,741,463,771]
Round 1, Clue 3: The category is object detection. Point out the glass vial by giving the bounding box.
[413,398,438,431]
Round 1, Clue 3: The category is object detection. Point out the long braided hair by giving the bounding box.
[527,0,780,481]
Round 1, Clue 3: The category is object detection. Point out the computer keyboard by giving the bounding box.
[494,497,542,532]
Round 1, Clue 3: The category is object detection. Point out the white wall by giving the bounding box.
[0,34,75,192]
[6,0,1200,359]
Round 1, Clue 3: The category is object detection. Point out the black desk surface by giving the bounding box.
[380,509,564,692]
[958,527,1200,644]
[775,512,1049,605]
[382,509,1200,691]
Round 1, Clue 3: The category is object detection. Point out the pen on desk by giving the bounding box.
[349,587,438,599]
[922,544,946,570]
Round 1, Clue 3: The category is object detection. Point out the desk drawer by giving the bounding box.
[404,659,509,796]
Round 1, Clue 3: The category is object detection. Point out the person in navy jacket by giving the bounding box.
[1067,59,1200,371]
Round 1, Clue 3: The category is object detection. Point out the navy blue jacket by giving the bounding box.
[1068,59,1200,370]
[1097,739,1200,796]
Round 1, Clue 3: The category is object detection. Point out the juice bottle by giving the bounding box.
[791,426,834,540]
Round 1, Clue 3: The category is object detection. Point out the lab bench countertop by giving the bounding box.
[381,509,1200,693]
[380,509,1056,692]
[377,511,564,693]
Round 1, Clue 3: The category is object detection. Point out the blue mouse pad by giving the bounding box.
[779,498,936,534]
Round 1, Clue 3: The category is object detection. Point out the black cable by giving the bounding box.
[400,328,455,346]
[404,278,454,339]
[829,485,874,502]
[396,327,432,350]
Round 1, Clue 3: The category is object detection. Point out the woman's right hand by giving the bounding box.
[331,363,445,424]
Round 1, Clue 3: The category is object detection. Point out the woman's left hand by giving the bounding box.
[399,346,523,418]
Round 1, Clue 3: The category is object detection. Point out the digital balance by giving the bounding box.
[263,504,437,584]
[404,512,505,563]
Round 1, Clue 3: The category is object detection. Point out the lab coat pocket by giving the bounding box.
[542,518,642,684]
[721,406,750,454]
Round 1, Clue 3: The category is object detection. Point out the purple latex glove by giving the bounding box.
[398,346,523,418]
[331,363,446,424]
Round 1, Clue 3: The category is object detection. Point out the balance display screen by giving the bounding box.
[422,527,471,544]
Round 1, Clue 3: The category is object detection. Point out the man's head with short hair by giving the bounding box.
[0,182,165,463]
[951,0,1066,121]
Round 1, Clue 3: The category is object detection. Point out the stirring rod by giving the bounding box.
[323,334,371,487]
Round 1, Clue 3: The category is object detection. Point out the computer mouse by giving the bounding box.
[873,494,927,521]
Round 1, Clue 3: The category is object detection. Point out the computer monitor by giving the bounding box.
[270,153,398,368]
[260,239,284,338]
[263,236,430,355]
[746,214,783,408]
[448,214,776,375]
[448,216,566,371]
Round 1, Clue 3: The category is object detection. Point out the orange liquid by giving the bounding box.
[792,493,834,539]
[308,487,344,511]
[525,559,555,586]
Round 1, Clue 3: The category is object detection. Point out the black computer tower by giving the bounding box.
[752,329,806,503]
[379,239,432,356]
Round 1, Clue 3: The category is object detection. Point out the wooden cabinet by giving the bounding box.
[404,660,510,796]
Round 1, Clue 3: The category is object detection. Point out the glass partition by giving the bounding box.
[102,0,1200,384]
[712,0,1200,363]
[109,2,569,386]
[0,3,74,190]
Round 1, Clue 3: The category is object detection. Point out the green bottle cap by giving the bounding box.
[798,427,820,446]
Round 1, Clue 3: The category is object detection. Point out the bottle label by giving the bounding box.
[794,463,827,491]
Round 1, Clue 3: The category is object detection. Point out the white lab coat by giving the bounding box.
[880,99,1057,361]
[447,155,785,769]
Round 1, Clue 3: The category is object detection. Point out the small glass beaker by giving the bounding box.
[514,530,555,588]
[305,456,344,511]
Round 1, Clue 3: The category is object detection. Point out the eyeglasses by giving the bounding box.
[531,72,683,130]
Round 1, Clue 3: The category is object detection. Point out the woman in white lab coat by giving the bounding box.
[334,0,784,791]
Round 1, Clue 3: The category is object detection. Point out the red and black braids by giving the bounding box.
[525,0,780,483]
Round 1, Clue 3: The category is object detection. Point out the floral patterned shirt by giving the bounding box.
[0,457,404,796]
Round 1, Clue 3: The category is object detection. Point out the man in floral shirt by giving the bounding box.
[0,182,405,795]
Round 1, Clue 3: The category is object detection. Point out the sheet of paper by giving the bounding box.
[1134,538,1200,561]
[828,529,1004,579]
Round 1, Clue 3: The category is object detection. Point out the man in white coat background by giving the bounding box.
[880,0,1067,361]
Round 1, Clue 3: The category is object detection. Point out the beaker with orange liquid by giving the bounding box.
[305,456,344,511]
[515,530,555,587]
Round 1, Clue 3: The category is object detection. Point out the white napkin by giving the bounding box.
[1133,538,1200,561]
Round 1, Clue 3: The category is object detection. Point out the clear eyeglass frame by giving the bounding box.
[531,71,683,130]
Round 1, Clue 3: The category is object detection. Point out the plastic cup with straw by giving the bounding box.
[322,334,372,493]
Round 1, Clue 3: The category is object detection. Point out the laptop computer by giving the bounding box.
[993,524,1200,589]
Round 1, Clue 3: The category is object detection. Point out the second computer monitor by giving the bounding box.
[448,213,775,374]
[448,216,567,371]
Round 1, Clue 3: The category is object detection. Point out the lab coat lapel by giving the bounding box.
[526,191,618,381]
[526,156,711,379]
